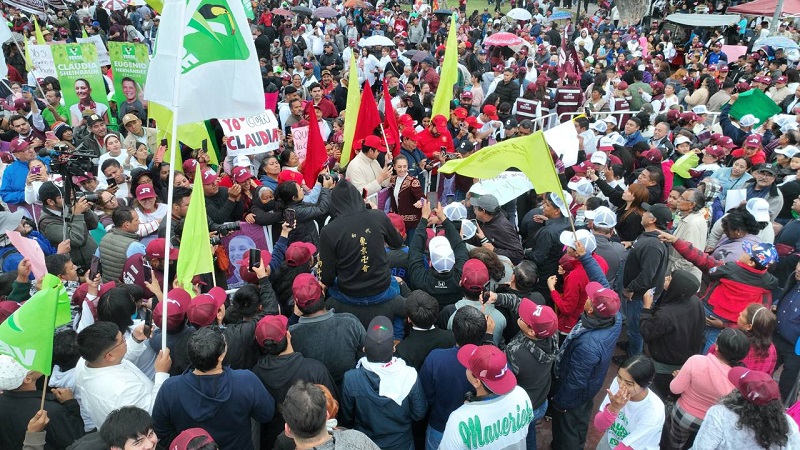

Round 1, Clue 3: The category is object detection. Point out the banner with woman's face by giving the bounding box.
[51,43,110,127]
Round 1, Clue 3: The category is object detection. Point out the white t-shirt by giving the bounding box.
[599,378,665,450]
[439,385,532,450]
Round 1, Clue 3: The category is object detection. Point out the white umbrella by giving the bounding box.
[507,8,532,21]
[361,35,395,47]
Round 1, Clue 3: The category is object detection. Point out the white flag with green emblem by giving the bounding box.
[145,0,263,125]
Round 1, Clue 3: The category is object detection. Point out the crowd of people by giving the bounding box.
[1,0,800,449]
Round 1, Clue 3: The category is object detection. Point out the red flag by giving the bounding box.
[347,82,382,162]
[382,82,401,157]
[300,102,328,188]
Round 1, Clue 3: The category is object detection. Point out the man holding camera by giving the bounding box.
[37,181,99,271]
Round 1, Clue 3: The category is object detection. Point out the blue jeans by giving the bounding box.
[526,400,548,450]
[622,296,644,355]
[703,304,726,354]
[425,426,444,450]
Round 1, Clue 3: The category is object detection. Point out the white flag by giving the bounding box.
[543,120,580,167]
[144,0,264,125]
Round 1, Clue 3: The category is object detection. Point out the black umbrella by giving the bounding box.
[291,5,313,15]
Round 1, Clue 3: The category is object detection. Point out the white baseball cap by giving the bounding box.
[674,135,692,146]
[590,151,608,165]
[234,155,251,167]
[746,198,771,223]
[429,236,456,273]
[590,121,608,133]
[567,177,594,197]
[775,145,800,159]
[460,220,477,240]
[548,191,573,218]
[443,202,468,222]
[739,114,760,127]
[559,229,597,254]
[585,205,617,228]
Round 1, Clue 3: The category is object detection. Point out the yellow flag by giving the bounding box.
[23,39,32,71]
[145,0,165,14]
[32,16,45,45]
[439,131,566,203]
[340,65,361,167]
[431,14,458,120]
[81,27,88,39]
[175,171,214,295]
[148,101,219,167]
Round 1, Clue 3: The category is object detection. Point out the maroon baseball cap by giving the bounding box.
[518,299,557,338]
[153,288,191,331]
[642,148,663,163]
[135,183,157,201]
[170,429,215,450]
[777,75,788,84]
[616,81,628,90]
[457,344,516,395]
[586,282,620,317]
[72,281,117,307]
[255,314,289,346]
[146,238,179,260]
[728,367,780,405]
[666,109,680,121]
[716,135,736,149]
[461,91,473,99]
[201,169,218,185]
[9,137,30,153]
[482,105,499,120]
[0,301,20,323]
[285,242,316,267]
[293,273,323,309]
[303,62,313,69]
[186,287,227,327]
[238,249,273,284]
[719,65,730,73]
[460,259,489,293]
[182,158,198,174]
[744,134,763,148]
[704,145,725,159]
[232,166,253,184]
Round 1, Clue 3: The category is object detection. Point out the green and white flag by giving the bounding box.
[144,0,264,125]
[0,274,71,376]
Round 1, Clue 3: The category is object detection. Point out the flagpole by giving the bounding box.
[160,0,190,352]
[378,123,391,161]
[40,375,47,410]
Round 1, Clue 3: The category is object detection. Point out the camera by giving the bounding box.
[45,144,96,178]
[317,173,331,184]
[75,192,99,203]
[212,221,240,236]
[210,236,222,246]
[444,153,459,160]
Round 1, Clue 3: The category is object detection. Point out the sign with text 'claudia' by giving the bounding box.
[220,111,281,156]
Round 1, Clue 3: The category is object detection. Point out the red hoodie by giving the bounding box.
[550,253,608,333]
